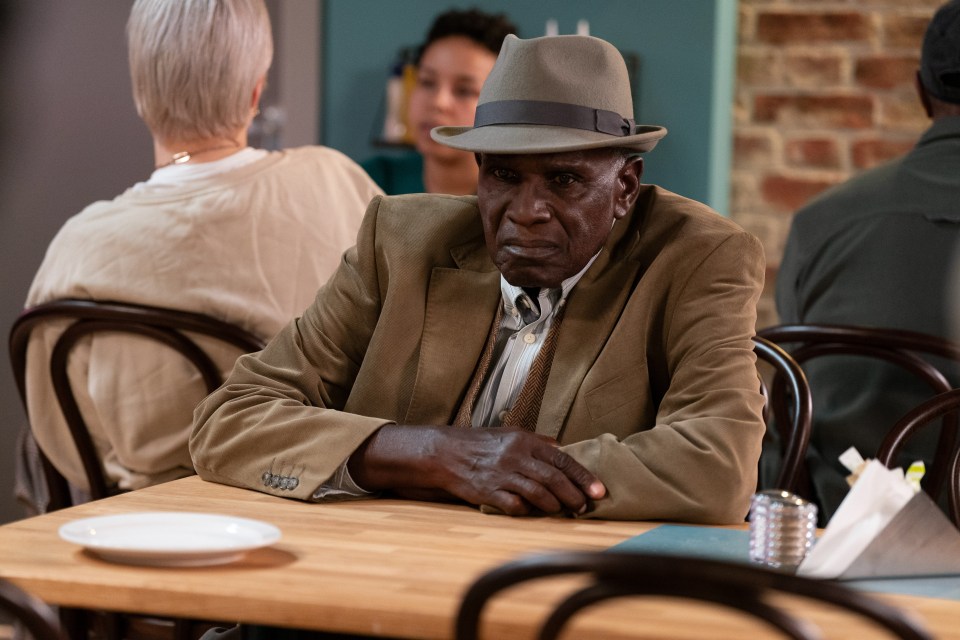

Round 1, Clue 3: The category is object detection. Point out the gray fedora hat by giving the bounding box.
[431,34,667,154]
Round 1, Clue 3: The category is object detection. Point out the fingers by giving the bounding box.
[437,428,604,517]
[484,488,561,516]
[493,438,605,516]
[483,462,598,517]
[519,434,604,500]
[483,490,533,517]
[501,455,585,515]
[548,448,606,500]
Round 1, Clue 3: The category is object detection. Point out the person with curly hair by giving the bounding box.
[363,8,517,195]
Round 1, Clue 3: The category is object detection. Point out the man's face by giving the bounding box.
[477,149,643,288]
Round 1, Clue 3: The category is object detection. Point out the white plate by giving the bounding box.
[59,512,282,567]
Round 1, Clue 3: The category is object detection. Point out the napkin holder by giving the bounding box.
[838,491,960,579]
[798,459,960,580]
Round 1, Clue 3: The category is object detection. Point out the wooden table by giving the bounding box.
[0,476,957,639]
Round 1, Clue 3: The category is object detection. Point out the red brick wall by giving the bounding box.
[732,0,942,328]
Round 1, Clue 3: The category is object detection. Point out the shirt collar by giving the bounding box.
[500,251,601,323]
[144,147,268,186]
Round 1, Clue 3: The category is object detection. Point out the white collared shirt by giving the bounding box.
[470,253,598,427]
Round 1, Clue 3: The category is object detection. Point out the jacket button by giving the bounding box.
[261,472,273,486]
[289,477,299,490]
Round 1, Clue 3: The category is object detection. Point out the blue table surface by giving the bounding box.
[611,525,960,601]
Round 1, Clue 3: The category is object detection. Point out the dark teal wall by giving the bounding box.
[322,0,735,212]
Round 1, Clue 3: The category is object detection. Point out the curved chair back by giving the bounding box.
[0,579,65,640]
[455,551,933,640]
[9,298,266,510]
[879,388,960,529]
[753,336,812,494]
[757,324,960,501]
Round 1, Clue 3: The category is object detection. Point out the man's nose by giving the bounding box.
[506,181,551,225]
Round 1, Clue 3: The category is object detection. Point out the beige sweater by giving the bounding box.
[26,146,382,491]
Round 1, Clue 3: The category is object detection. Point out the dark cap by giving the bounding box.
[920,0,960,104]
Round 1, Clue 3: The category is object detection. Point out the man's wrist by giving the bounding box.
[347,424,446,491]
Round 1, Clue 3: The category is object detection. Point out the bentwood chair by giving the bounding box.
[9,298,266,512]
[878,387,960,529]
[757,324,960,504]
[455,551,934,640]
[0,579,65,640]
[753,336,813,495]
[8,299,265,640]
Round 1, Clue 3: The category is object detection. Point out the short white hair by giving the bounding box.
[127,0,273,142]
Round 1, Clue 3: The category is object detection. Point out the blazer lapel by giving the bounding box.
[403,244,500,425]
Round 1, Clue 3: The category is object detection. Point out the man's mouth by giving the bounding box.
[501,241,557,258]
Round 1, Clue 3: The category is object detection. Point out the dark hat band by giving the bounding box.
[474,99,637,136]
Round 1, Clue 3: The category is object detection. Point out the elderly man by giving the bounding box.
[190,34,766,524]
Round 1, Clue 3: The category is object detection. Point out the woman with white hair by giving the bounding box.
[19,0,381,510]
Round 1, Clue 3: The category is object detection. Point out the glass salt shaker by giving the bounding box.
[748,489,818,572]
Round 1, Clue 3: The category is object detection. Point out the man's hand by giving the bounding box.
[348,425,606,516]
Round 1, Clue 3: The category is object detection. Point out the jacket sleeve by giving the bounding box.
[189,196,392,500]
[561,231,767,524]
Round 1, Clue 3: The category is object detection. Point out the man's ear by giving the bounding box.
[916,70,934,119]
[613,155,644,220]
[251,76,266,113]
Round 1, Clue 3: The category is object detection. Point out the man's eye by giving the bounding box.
[492,168,516,181]
[553,173,577,186]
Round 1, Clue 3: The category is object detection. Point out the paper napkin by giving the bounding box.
[798,458,960,580]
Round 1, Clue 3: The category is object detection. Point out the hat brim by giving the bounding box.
[431,124,667,154]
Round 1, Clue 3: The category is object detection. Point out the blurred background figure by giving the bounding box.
[362,7,517,195]
[17,0,381,513]
[770,0,960,522]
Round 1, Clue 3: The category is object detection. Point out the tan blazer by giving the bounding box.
[191,186,766,523]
